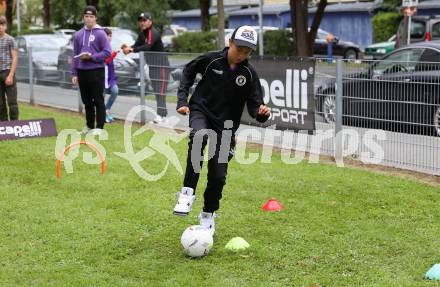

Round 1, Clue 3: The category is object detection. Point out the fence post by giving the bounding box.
[28,46,34,105]
[334,59,343,164]
[77,89,83,113]
[139,52,146,124]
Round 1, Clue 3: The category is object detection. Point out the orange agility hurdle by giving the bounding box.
[57,140,105,178]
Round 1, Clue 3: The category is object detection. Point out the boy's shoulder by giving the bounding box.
[202,50,224,61]
[1,34,15,41]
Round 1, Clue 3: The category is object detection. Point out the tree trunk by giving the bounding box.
[290,0,327,57]
[217,0,225,49]
[200,0,210,32]
[43,0,51,28]
[86,0,99,10]
[308,0,327,52]
[293,0,309,57]
[5,0,13,34]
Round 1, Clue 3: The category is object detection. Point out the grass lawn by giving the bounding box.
[1,104,440,286]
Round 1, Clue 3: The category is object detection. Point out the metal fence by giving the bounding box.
[15,50,440,175]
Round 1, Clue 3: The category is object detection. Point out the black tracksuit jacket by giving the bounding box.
[177,48,268,132]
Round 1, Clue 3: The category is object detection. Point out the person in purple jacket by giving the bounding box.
[103,28,119,123]
[71,5,111,135]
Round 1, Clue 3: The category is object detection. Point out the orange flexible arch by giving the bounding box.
[57,141,105,178]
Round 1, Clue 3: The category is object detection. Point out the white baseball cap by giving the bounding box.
[231,26,258,51]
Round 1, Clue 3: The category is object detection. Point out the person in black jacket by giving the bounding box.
[122,12,170,124]
[173,26,270,236]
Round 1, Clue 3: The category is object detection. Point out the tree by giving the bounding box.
[119,0,170,31]
[21,0,41,28]
[217,0,225,49]
[43,0,50,28]
[50,0,84,29]
[85,0,99,9]
[290,0,327,57]
[168,0,198,10]
[200,0,210,31]
[5,0,13,33]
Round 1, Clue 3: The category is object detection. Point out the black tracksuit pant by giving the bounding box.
[0,70,18,121]
[77,68,105,129]
[183,110,234,213]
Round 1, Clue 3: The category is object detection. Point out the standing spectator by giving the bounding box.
[103,28,119,123]
[122,12,170,124]
[0,16,18,122]
[72,5,111,134]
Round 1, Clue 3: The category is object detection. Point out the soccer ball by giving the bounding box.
[181,225,213,257]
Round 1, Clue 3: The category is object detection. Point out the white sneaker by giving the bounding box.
[89,128,104,136]
[153,115,163,124]
[199,211,216,236]
[173,187,195,216]
[81,126,91,135]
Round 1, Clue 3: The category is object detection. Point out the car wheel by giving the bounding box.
[322,95,336,123]
[434,105,440,137]
[344,49,357,60]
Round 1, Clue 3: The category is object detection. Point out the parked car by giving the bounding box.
[162,24,188,51]
[57,28,140,92]
[316,41,440,136]
[364,35,396,59]
[313,28,362,59]
[396,15,440,48]
[54,29,76,41]
[16,34,69,85]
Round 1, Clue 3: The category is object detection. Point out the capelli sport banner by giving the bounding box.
[242,57,316,131]
[0,118,57,141]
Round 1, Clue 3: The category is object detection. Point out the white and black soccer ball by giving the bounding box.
[181,225,213,257]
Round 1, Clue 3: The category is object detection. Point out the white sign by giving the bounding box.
[211,0,259,6]
[402,0,418,8]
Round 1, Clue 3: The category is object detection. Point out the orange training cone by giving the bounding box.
[262,198,283,211]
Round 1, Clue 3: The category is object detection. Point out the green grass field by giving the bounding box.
[1,104,440,286]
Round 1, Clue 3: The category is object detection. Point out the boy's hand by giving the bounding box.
[79,53,92,61]
[5,75,13,86]
[121,45,132,55]
[258,104,270,117]
[177,106,190,115]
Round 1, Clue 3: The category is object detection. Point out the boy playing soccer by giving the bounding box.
[174,26,270,236]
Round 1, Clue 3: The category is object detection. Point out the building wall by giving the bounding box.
[310,12,373,47]
[172,18,202,30]
[228,14,286,28]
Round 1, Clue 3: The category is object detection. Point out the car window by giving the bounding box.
[111,30,136,51]
[432,22,440,39]
[420,48,440,62]
[373,48,424,75]
[316,30,328,40]
[17,38,26,50]
[28,37,67,52]
[415,48,440,71]
[163,28,174,36]
[411,21,426,39]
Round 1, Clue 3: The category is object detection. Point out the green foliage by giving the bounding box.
[49,0,170,31]
[11,28,54,37]
[380,0,402,11]
[50,0,84,29]
[119,0,170,32]
[260,30,295,57]
[372,12,402,43]
[168,0,199,10]
[172,30,296,56]
[2,104,440,286]
[172,31,217,53]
